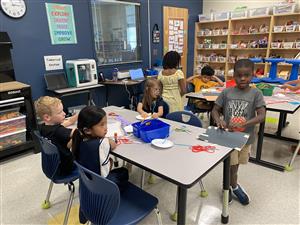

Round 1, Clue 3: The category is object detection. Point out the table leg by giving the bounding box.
[177,186,187,225]
[249,121,285,171]
[221,155,230,224]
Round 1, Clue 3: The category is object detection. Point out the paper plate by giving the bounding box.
[136,114,152,120]
[151,139,174,149]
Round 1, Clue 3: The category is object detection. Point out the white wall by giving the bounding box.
[202,0,300,15]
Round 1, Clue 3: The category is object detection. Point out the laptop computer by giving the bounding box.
[44,72,69,91]
[129,68,145,81]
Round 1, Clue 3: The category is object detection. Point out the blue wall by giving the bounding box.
[149,0,202,76]
[0,0,202,107]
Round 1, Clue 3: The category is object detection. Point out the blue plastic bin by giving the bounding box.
[132,119,170,143]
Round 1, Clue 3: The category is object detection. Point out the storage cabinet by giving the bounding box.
[194,13,300,80]
[0,82,38,159]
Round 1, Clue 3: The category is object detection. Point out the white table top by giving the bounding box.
[49,84,104,94]
[104,106,233,188]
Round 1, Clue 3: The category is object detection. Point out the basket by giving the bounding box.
[213,11,230,21]
[132,119,170,143]
[273,3,297,15]
[283,42,294,49]
[271,42,281,49]
[248,7,270,17]
[256,83,275,96]
[231,9,248,19]
[273,26,284,32]
[285,25,297,32]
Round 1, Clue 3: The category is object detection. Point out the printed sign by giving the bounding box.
[45,3,77,45]
[44,55,63,71]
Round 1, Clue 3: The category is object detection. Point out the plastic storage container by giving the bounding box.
[273,3,296,15]
[0,129,26,150]
[0,115,26,136]
[256,83,275,96]
[132,119,170,143]
[213,11,230,21]
[0,108,21,121]
[248,7,270,17]
[231,10,248,19]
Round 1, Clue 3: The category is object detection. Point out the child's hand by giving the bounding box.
[109,138,118,150]
[216,119,227,130]
[69,113,78,124]
[141,112,149,119]
[280,84,288,89]
[152,113,159,119]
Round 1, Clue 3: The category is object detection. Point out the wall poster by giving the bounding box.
[168,18,184,54]
[45,3,77,45]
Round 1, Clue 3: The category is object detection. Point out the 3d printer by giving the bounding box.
[66,59,98,87]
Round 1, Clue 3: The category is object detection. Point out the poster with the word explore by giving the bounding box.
[45,3,77,45]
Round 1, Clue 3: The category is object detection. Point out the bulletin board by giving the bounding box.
[168,19,184,55]
[163,6,188,76]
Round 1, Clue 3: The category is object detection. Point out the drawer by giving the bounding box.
[0,129,26,150]
[0,115,26,136]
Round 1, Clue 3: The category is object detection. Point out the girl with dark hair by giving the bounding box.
[72,106,128,188]
[72,106,128,223]
[158,51,186,112]
[137,78,169,118]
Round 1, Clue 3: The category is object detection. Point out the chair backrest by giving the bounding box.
[75,162,120,225]
[33,130,61,180]
[166,111,202,127]
[161,100,170,118]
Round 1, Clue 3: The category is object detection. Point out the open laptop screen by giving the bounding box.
[44,72,68,90]
[129,68,144,81]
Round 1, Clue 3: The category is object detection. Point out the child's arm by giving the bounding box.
[186,75,200,83]
[212,104,227,129]
[244,106,266,127]
[178,78,186,96]
[281,83,300,91]
[137,102,149,117]
[109,138,117,150]
[62,114,78,127]
[212,75,224,86]
[152,106,163,118]
[282,80,300,85]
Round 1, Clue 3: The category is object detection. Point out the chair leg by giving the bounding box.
[140,170,145,189]
[154,207,163,225]
[63,182,75,225]
[171,190,178,221]
[41,181,54,209]
[285,142,300,171]
[199,179,208,197]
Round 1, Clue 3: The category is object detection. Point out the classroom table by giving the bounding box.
[47,84,104,106]
[104,106,234,225]
[186,91,300,171]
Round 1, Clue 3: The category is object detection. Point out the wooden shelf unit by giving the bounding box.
[194,13,300,80]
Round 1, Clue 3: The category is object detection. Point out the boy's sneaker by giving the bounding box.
[232,184,250,205]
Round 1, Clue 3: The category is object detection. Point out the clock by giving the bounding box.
[0,0,26,18]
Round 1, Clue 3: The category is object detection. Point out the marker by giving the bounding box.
[114,132,118,143]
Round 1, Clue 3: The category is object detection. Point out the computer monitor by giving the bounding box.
[44,72,69,90]
[129,68,144,81]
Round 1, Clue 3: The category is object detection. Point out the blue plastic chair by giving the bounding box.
[75,162,162,225]
[166,110,202,127]
[165,111,207,221]
[33,131,79,225]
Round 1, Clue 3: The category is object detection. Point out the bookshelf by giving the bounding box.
[194,13,300,80]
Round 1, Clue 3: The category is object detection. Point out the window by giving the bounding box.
[91,0,141,65]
